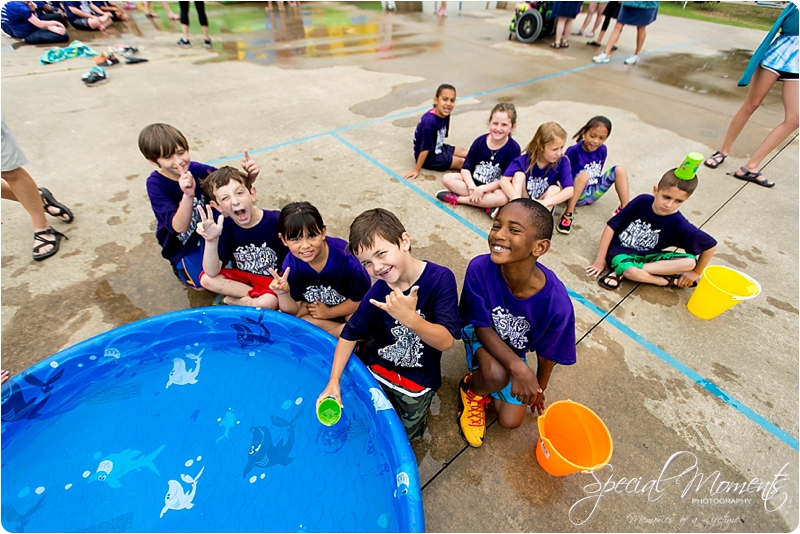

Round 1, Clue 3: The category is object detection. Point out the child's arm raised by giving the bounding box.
[240,150,260,182]
[317,337,358,407]
[402,150,428,180]
[677,245,717,288]
[196,205,224,278]
[268,267,301,315]
[475,326,543,408]
[172,168,197,234]
[586,224,615,277]
[370,287,454,351]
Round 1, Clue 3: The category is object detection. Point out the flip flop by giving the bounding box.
[32,227,68,261]
[39,188,74,223]
[729,167,774,188]
[598,270,621,290]
[703,151,727,169]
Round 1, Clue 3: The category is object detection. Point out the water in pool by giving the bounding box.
[1,308,421,532]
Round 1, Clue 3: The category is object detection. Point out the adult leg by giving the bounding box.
[1,168,54,255]
[562,18,574,45]
[194,1,210,41]
[179,1,191,40]
[553,16,566,47]
[162,1,180,19]
[590,3,607,34]
[578,2,597,34]
[603,21,624,55]
[634,24,646,54]
[741,80,799,174]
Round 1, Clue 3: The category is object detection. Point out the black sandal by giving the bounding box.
[598,270,621,290]
[703,151,727,169]
[729,167,775,188]
[662,275,698,288]
[32,227,68,261]
[39,188,74,223]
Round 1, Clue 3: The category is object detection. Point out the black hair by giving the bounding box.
[573,116,613,142]
[435,83,456,97]
[278,201,325,241]
[500,198,553,241]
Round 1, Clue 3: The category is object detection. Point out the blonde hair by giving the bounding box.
[523,122,567,174]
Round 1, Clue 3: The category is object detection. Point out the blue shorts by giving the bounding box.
[422,144,455,172]
[171,240,204,289]
[462,324,526,406]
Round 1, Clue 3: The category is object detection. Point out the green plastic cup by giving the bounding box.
[317,397,342,426]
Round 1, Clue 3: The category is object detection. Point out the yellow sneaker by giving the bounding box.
[457,374,490,447]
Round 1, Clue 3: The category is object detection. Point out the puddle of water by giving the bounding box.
[639,49,784,104]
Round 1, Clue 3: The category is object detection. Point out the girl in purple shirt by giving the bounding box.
[435,103,521,216]
[499,122,574,217]
[557,116,630,235]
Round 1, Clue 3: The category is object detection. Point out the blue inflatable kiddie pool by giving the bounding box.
[1,307,423,532]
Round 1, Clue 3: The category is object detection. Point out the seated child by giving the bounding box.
[499,121,574,215]
[269,201,371,338]
[1,1,68,44]
[93,1,128,21]
[62,1,112,30]
[458,199,576,447]
[196,167,288,308]
[557,115,630,235]
[317,208,460,441]
[586,155,717,290]
[436,102,521,216]
[402,83,468,180]
[140,123,258,289]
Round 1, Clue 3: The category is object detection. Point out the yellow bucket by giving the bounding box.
[687,265,761,320]
[536,400,613,476]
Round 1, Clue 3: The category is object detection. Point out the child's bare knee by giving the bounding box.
[679,257,697,270]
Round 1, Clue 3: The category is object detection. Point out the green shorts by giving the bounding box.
[610,251,696,277]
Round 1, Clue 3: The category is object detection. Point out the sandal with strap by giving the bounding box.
[729,167,775,188]
[703,151,727,169]
[662,274,698,288]
[39,188,74,223]
[33,227,68,261]
[598,270,621,290]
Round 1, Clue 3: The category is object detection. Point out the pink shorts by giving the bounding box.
[203,268,277,298]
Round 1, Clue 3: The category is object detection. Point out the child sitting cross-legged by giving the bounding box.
[317,208,461,442]
[586,154,718,290]
[196,166,288,308]
[458,199,576,447]
[268,201,371,338]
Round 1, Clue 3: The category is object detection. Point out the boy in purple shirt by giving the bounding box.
[269,201,371,338]
[402,84,468,180]
[139,123,259,289]
[586,162,717,290]
[458,198,576,447]
[318,208,460,441]
[196,167,287,308]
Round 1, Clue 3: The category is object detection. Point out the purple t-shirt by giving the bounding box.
[607,194,718,260]
[281,236,371,306]
[1,2,35,39]
[146,161,215,264]
[462,134,521,185]
[459,254,576,365]
[217,209,288,275]
[566,142,608,186]
[341,261,460,390]
[412,109,450,160]
[504,154,574,199]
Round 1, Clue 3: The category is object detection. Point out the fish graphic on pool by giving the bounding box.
[1,369,64,422]
[160,465,205,518]
[165,349,203,388]
[231,314,273,349]
[242,409,302,478]
[92,445,165,488]
[316,411,372,454]
[216,410,237,442]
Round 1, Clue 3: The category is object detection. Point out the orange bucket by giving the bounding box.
[536,400,613,476]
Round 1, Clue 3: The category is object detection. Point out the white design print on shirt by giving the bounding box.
[491,307,530,351]
[233,243,278,275]
[526,176,549,200]
[618,220,661,251]
[303,285,346,306]
[178,196,206,245]
[377,311,425,368]
[473,161,501,184]
[583,160,603,187]
[434,127,447,155]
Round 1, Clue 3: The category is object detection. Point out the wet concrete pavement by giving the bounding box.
[2,2,798,531]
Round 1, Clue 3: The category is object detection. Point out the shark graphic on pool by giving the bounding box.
[160,465,205,518]
[242,409,303,478]
[93,445,165,488]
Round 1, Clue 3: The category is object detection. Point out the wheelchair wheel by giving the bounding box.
[515,10,543,44]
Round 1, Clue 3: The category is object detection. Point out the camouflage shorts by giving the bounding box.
[378,384,436,442]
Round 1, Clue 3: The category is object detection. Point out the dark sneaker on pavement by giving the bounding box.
[82,66,108,86]
[435,189,459,206]
[557,211,573,234]
[177,38,191,48]
[203,39,212,48]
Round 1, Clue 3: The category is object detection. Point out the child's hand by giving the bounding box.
[531,389,546,416]
[370,286,419,324]
[509,361,542,407]
[1,369,9,384]
[585,260,606,277]
[178,169,195,196]
[469,185,487,204]
[241,150,260,180]
[402,169,420,180]
[307,299,334,319]
[196,205,224,241]
[676,271,700,288]
[268,267,290,295]
[317,382,342,409]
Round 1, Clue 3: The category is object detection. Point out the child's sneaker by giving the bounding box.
[592,52,610,64]
[435,189,459,206]
[203,38,212,48]
[557,211,573,234]
[457,374,490,447]
[612,205,622,216]
[81,66,108,87]
[488,206,500,219]
[177,38,191,48]
[94,53,120,66]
